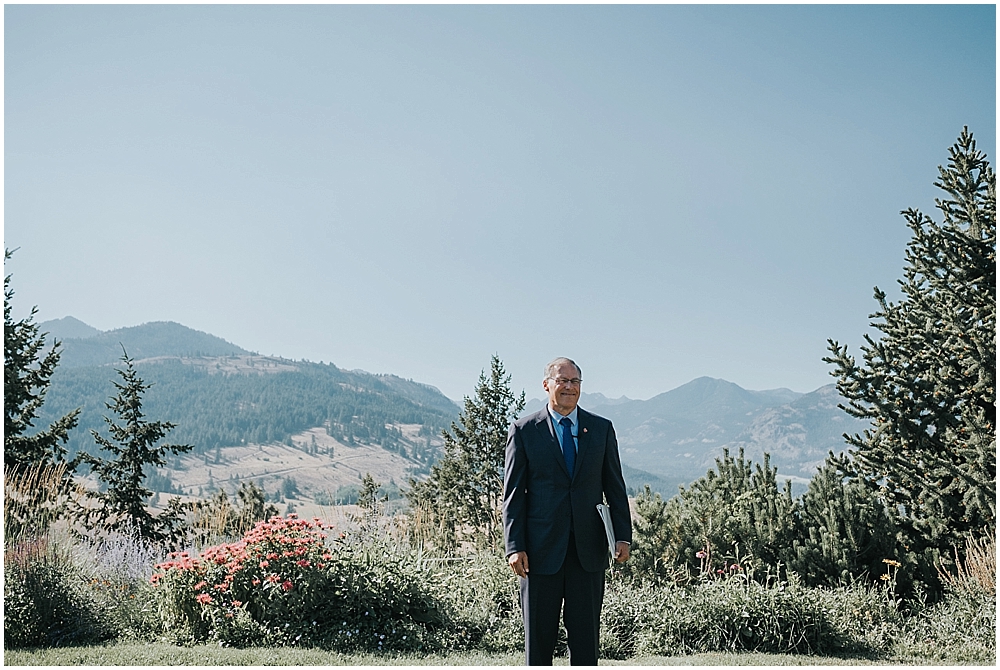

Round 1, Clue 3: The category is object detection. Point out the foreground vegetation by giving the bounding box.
[4,507,995,665]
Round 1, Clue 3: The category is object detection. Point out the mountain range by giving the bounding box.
[36,317,869,504]
[527,378,868,496]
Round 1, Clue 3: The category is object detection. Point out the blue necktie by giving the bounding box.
[559,417,575,476]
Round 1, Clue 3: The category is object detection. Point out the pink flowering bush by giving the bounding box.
[152,514,443,650]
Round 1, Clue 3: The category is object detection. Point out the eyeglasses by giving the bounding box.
[549,377,582,386]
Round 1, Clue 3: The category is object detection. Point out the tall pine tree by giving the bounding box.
[825,128,996,579]
[4,249,80,469]
[72,349,193,545]
[407,355,525,551]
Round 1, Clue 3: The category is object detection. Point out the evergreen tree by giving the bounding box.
[825,128,996,579]
[406,355,525,551]
[643,448,799,578]
[788,454,899,587]
[71,350,193,545]
[358,472,387,514]
[629,484,678,578]
[4,249,80,469]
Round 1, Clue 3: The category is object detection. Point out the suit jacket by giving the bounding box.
[503,406,632,575]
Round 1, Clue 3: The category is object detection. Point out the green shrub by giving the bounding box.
[891,588,996,664]
[420,552,523,653]
[3,538,111,648]
[152,514,449,651]
[78,530,166,642]
[600,571,901,659]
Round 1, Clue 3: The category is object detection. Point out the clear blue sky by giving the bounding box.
[5,5,995,402]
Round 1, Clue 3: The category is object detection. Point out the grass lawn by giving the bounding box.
[3,642,953,666]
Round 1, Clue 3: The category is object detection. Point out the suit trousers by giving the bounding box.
[519,537,605,665]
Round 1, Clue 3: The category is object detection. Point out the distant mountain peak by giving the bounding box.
[39,316,101,340]
[55,320,250,368]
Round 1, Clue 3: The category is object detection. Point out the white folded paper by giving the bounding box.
[596,503,616,555]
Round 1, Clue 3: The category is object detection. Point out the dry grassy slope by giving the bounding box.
[161,423,441,515]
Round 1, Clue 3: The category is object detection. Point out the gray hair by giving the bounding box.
[544,357,582,380]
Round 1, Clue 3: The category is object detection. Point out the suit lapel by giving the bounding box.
[533,408,571,478]
[574,408,593,480]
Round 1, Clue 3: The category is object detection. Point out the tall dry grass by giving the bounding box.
[937,532,996,595]
[4,462,74,541]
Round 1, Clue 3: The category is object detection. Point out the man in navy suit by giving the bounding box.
[503,357,632,665]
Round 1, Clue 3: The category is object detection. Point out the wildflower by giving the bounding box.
[196,593,213,604]
[252,578,261,586]
[260,560,269,568]
[194,581,207,591]
[731,564,742,571]
[696,551,706,559]
[716,569,724,574]
[296,559,311,567]
[232,600,243,607]
[880,574,891,581]
[282,580,294,591]
[883,558,901,568]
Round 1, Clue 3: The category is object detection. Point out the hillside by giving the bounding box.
[39,315,101,340]
[33,318,460,507]
[41,319,250,367]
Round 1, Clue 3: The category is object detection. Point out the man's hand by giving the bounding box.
[614,542,630,563]
[508,551,529,577]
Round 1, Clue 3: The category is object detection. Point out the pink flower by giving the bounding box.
[696,551,707,559]
[282,580,294,592]
[196,593,213,604]
[260,560,269,568]
[296,559,310,567]
[232,600,243,607]
[193,581,207,591]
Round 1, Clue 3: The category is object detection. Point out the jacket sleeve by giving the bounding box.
[503,422,528,557]
[602,422,633,544]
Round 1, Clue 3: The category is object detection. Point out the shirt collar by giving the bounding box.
[547,405,579,428]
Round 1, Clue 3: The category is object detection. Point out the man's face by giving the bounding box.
[543,362,582,416]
